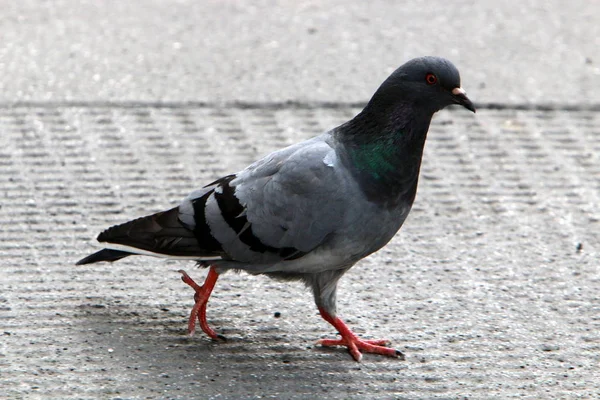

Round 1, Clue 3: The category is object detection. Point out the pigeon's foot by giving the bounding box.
[317,308,404,362]
[178,267,225,341]
[317,336,401,362]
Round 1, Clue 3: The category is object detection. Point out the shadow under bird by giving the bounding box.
[77,56,475,362]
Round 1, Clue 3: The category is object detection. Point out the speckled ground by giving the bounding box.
[1,0,599,105]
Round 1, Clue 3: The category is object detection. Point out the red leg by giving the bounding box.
[178,267,225,341]
[317,307,404,362]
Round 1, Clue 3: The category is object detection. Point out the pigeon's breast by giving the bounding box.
[322,191,412,265]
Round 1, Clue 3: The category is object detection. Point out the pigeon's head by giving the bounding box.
[368,56,475,115]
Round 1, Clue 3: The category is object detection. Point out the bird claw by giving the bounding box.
[317,336,403,362]
[316,308,405,362]
[214,334,227,342]
[178,269,201,291]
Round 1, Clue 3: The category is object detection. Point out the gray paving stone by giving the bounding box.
[0,0,599,105]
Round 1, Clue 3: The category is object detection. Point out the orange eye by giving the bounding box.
[425,73,437,85]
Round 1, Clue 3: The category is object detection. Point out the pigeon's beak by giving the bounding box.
[451,87,476,113]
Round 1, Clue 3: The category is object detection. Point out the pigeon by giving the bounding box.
[77,56,475,361]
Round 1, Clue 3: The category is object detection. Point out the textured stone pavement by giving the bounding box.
[1,0,599,399]
[1,0,599,105]
[1,106,598,399]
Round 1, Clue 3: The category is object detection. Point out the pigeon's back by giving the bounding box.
[180,132,402,273]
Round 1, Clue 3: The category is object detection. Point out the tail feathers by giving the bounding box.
[76,249,133,265]
[94,206,220,259]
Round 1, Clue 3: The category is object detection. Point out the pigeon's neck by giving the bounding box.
[337,104,433,206]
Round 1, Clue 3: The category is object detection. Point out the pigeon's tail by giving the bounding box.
[76,207,220,265]
[76,249,133,265]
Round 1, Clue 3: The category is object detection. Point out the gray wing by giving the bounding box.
[78,134,354,268]
[180,134,350,265]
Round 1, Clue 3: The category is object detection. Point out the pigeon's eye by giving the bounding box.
[425,73,437,85]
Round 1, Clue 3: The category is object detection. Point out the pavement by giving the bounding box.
[0,1,599,399]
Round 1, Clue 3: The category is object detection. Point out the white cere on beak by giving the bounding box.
[452,87,467,96]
